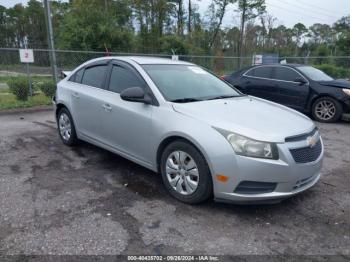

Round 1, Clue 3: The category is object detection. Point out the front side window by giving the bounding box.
[297,66,333,81]
[81,65,107,88]
[246,67,273,79]
[109,65,144,93]
[142,65,241,101]
[274,67,301,82]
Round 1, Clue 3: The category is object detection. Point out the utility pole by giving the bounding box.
[43,0,58,83]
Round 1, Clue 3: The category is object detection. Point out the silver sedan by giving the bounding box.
[54,57,323,204]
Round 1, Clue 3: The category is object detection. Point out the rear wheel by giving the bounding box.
[57,107,78,146]
[312,97,342,123]
[160,140,212,204]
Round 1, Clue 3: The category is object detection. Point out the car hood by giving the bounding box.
[318,79,350,89]
[172,96,314,143]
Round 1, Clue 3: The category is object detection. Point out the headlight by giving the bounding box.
[343,89,350,96]
[215,128,279,159]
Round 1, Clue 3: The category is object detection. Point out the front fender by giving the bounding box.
[150,106,237,183]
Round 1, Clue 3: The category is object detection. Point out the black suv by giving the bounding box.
[222,64,350,122]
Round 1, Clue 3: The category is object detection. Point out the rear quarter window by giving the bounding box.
[81,65,107,88]
[69,68,84,83]
[245,67,273,79]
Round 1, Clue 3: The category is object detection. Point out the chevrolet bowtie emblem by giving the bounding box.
[307,133,319,148]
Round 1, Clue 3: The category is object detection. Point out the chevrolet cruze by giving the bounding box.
[54,57,323,204]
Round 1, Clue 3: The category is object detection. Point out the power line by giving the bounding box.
[294,0,346,17]
[268,2,337,22]
[269,0,340,20]
[267,2,336,25]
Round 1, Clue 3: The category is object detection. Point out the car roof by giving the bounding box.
[229,63,309,76]
[251,63,307,68]
[88,56,194,66]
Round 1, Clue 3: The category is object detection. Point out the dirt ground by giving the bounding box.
[0,110,349,258]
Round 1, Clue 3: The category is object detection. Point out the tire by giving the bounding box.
[311,97,343,123]
[57,107,78,146]
[160,140,213,204]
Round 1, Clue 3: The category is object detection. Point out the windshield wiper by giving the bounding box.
[206,95,242,100]
[170,98,203,103]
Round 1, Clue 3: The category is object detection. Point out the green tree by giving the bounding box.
[132,0,177,52]
[292,23,307,55]
[57,0,134,51]
[208,0,236,49]
[6,4,26,48]
[308,23,334,44]
[0,5,8,47]
[236,0,266,67]
[334,15,350,33]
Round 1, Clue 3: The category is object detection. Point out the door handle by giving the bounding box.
[102,103,112,112]
[72,92,79,99]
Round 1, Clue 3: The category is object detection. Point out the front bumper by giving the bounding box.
[211,136,323,204]
[215,173,320,204]
[342,97,350,113]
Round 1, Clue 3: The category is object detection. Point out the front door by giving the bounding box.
[272,66,309,110]
[99,61,154,165]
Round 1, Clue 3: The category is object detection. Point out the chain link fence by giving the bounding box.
[1,47,350,80]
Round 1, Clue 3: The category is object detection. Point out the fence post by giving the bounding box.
[43,0,58,83]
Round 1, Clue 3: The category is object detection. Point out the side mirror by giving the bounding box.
[294,78,307,85]
[120,87,152,104]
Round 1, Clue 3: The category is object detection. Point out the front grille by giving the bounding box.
[234,181,277,194]
[290,140,322,163]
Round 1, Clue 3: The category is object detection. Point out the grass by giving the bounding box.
[0,88,10,93]
[0,75,52,84]
[0,92,52,110]
[0,64,23,71]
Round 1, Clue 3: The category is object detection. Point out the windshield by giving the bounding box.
[142,64,241,102]
[297,66,334,81]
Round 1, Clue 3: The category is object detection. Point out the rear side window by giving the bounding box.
[69,68,84,83]
[81,65,107,88]
[246,67,273,79]
[274,67,301,82]
[108,65,144,94]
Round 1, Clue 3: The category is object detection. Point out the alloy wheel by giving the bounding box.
[315,100,336,121]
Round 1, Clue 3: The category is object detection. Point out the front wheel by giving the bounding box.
[312,97,343,123]
[160,140,213,204]
[57,107,78,146]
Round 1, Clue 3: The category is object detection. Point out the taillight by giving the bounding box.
[220,75,226,80]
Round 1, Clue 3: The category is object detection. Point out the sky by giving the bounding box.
[1,0,349,28]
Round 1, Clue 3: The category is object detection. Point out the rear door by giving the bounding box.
[99,61,154,165]
[272,66,309,110]
[241,66,276,100]
[70,61,109,141]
